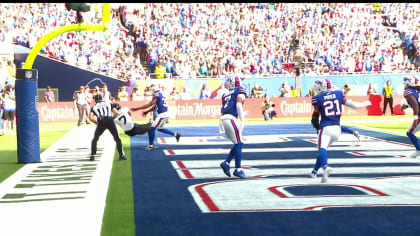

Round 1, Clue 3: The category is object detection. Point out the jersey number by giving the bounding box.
[118,116,126,125]
[223,95,231,109]
[323,99,341,116]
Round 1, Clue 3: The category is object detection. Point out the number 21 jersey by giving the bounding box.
[312,90,344,128]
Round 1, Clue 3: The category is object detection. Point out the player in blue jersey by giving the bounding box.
[400,76,420,158]
[131,84,181,150]
[310,78,371,183]
[311,86,361,141]
[219,76,248,179]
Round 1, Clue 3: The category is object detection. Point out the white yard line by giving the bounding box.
[0,125,116,236]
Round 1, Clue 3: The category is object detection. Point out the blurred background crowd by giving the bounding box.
[0,3,418,83]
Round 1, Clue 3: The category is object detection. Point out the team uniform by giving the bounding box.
[310,78,371,183]
[219,76,248,179]
[113,106,151,136]
[90,95,125,161]
[136,86,180,150]
[402,76,420,158]
[311,86,343,183]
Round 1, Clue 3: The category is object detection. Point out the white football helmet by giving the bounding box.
[150,84,160,93]
[312,78,332,94]
[402,76,418,89]
[228,76,242,91]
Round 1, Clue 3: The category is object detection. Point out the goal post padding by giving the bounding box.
[15,69,41,163]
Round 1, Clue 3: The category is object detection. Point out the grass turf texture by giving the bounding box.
[0,114,416,236]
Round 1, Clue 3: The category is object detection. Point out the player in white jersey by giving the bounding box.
[112,103,151,137]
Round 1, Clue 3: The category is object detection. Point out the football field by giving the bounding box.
[130,120,420,236]
[1,116,420,235]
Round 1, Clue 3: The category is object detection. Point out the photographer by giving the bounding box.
[261,95,277,120]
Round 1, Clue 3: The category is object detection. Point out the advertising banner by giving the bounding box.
[37,95,408,123]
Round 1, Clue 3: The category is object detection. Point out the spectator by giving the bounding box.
[73,86,89,126]
[199,83,212,100]
[131,87,143,101]
[44,86,55,103]
[168,87,180,101]
[382,80,394,115]
[290,85,300,97]
[251,82,265,98]
[118,85,129,101]
[279,81,291,97]
[342,84,351,96]
[102,84,112,103]
[261,95,277,120]
[155,60,166,79]
[367,83,377,95]
[180,87,192,100]
[1,86,15,135]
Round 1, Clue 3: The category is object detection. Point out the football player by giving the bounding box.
[400,76,420,158]
[219,76,248,179]
[310,78,371,183]
[112,103,152,137]
[131,84,181,150]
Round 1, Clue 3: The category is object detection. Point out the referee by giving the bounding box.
[89,93,126,161]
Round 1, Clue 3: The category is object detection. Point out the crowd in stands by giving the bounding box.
[0,3,419,82]
[0,3,419,106]
[124,3,420,76]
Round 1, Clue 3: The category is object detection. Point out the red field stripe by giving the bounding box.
[182,169,194,179]
[195,183,220,212]
[167,149,175,155]
[160,138,166,144]
[352,151,366,156]
[176,160,186,168]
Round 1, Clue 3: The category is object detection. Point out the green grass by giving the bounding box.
[0,114,416,236]
[101,134,135,236]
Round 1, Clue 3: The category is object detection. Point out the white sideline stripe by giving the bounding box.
[0,125,116,236]
[176,166,420,179]
[171,157,420,169]
[164,144,413,155]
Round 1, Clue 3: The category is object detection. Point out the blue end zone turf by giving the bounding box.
[130,123,420,236]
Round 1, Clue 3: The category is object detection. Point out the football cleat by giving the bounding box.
[220,161,231,177]
[119,156,127,161]
[175,133,181,142]
[233,169,249,179]
[310,170,317,178]
[321,167,333,183]
[145,145,159,150]
[89,155,95,161]
[408,150,420,158]
[353,131,360,141]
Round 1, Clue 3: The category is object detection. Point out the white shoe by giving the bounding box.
[310,170,317,178]
[145,145,159,150]
[408,150,420,158]
[353,131,360,141]
[321,167,333,183]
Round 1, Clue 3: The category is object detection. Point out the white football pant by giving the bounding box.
[318,125,341,149]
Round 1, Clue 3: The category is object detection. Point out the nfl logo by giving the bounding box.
[25,70,32,79]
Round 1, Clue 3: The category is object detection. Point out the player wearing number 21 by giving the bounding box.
[310,78,371,183]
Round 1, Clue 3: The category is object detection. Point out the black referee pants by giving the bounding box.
[91,117,124,157]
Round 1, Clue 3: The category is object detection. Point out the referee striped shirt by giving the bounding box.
[91,101,113,119]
